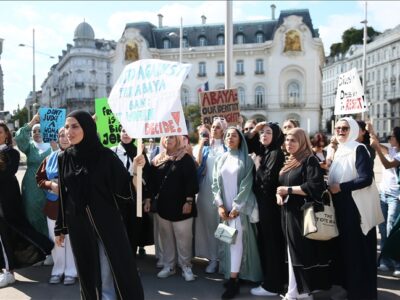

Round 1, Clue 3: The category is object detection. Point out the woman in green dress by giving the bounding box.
[15,113,54,237]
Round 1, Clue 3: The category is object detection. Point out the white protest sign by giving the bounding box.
[108,59,191,138]
[334,67,367,115]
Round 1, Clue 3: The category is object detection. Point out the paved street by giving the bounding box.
[0,156,398,299]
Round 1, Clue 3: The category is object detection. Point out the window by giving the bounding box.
[163,39,171,49]
[217,61,224,76]
[198,62,206,76]
[236,60,244,75]
[256,32,264,43]
[384,67,388,79]
[236,33,244,44]
[377,104,380,117]
[181,88,190,106]
[217,34,224,45]
[255,86,265,107]
[199,36,207,46]
[255,59,264,74]
[238,87,245,105]
[182,38,188,48]
[288,82,300,104]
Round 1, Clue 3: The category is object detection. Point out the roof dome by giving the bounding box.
[74,21,95,40]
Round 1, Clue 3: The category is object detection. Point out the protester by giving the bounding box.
[242,119,257,133]
[149,135,198,281]
[0,122,53,288]
[245,121,287,296]
[15,114,54,237]
[277,128,332,300]
[311,132,329,171]
[369,124,400,277]
[328,117,379,300]
[194,118,227,274]
[111,128,153,257]
[282,119,299,135]
[55,110,144,299]
[212,127,262,299]
[357,120,376,164]
[36,127,77,285]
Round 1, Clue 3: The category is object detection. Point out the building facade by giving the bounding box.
[40,6,325,132]
[322,24,400,137]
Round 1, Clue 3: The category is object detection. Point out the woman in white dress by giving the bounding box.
[194,118,227,273]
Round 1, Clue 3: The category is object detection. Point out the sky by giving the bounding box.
[1,0,400,112]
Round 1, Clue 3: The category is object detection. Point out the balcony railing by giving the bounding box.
[279,102,306,108]
[240,103,267,110]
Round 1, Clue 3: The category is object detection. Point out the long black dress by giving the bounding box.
[246,133,287,293]
[331,146,377,300]
[279,155,332,294]
[0,146,53,269]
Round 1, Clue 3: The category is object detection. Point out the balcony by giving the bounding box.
[216,72,225,77]
[255,70,264,75]
[75,82,85,88]
[197,73,207,77]
[235,71,245,76]
[240,103,267,110]
[280,102,306,108]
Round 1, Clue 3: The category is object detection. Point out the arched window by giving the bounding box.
[256,32,264,43]
[236,33,244,44]
[163,38,171,49]
[238,87,245,105]
[217,34,224,45]
[255,86,265,107]
[181,87,190,106]
[287,81,300,104]
[199,36,207,46]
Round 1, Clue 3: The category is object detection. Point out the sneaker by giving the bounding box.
[49,275,62,284]
[63,276,76,285]
[181,266,195,282]
[205,260,218,274]
[378,264,390,272]
[43,255,54,266]
[156,260,163,269]
[250,285,278,296]
[393,270,400,278]
[0,272,15,288]
[157,267,176,278]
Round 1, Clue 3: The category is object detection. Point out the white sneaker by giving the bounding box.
[393,270,400,278]
[181,266,195,282]
[43,255,54,266]
[205,260,218,274]
[157,267,176,278]
[250,285,278,296]
[0,272,15,288]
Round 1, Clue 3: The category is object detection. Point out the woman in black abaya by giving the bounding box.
[55,110,144,300]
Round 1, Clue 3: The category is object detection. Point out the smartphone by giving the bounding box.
[201,132,209,146]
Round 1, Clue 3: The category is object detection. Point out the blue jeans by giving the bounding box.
[379,193,400,270]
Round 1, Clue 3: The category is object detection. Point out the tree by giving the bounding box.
[11,107,28,128]
[183,104,201,143]
[329,26,381,57]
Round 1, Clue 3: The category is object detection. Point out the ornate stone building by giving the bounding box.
[41,6,325,132]
[322,25,400,137]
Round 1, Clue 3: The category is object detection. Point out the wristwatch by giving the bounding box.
[287,187,293,195]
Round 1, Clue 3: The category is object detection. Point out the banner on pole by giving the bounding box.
[95,98,122,148]
[334,68,367,115]
[108,59,191,138]
[39,107,66,142]
[199,88,240,125]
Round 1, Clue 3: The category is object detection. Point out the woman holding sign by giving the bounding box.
[55,110,144,299]
[15,113,55,237]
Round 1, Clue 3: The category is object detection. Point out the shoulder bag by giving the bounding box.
[214,220,238,244]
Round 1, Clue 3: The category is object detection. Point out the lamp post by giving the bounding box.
[169,17,183,63]
[19,28,54,119]
[361,1,368,120]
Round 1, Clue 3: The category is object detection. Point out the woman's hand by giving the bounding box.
[276,194,285,206]
[228,209,239,219]
[50,140,58,151]
[329,183,341,194]
[143,198,151,213]
[276,186,288,197]
[182,202,192,214]
[218,206,228,221]
[55,234,65,247]
[50,181,59,195]
[29,113,40,127]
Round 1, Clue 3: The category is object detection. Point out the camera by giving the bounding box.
[200,132,209,146]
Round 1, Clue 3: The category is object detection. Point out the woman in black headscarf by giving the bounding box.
[245,121,287,296]
[54,110,144,300]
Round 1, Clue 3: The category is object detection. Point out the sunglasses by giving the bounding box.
[335,126,350,132]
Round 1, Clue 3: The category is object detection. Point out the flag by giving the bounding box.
[198,81,209,93]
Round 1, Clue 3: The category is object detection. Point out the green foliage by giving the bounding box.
[183,103,201,143]
[329,26,381,57]
[11,107,28,127]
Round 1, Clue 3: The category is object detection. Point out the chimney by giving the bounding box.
[157,14,163,28]
[271,4,276,21]
[201,15,207,25]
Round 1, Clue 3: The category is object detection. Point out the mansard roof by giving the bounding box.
[124,9,318,49]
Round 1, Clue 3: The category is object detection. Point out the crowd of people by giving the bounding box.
[0,111,399,300]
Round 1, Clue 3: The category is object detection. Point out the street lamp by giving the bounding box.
[168,17,183,63]
[19,28,54,119]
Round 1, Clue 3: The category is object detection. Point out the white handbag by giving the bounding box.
[214,221,238,244]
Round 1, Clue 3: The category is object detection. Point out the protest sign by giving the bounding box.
[108,59,191,138]
[39,107,66,143]
[334,68,367,115]
[95,98,122,148]
[199,88,240,125]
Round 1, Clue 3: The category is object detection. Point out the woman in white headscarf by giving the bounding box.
[328,117,382,300]
[15,113,55,237]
